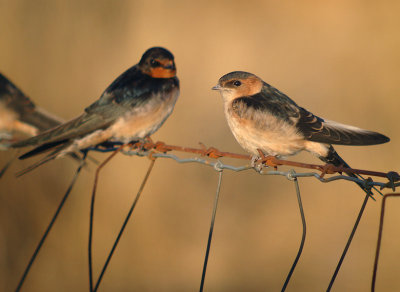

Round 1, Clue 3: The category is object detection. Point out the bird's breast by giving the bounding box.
[109,88,179,142]
[225,101,304,156]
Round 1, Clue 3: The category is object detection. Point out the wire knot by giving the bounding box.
[384,171,400,191]
[205,147,224,159]
[286,169,297,181]
[154,141,169,153]
[319,163,337,178]
[213,161,224,172]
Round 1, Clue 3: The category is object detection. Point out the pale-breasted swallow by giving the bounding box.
[212,71,389,185]
[13,47,179,172]
[0,73,63,149]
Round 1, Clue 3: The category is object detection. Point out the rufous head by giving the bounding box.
[212,71,263,101]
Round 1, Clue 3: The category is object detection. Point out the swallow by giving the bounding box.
[0,73,63,149]
[13,47,179,174]
[0,73,76,177]
[212,71,389,187]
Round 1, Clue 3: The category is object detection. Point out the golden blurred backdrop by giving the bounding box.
[0,0,399,291]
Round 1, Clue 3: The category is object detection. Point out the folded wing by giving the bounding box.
[295,107,390,146]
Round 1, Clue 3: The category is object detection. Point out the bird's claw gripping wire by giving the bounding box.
[255,149,280,171]
[250,155,263,173]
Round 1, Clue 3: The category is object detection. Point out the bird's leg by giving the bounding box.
[89,141,123,153]
[252,149,280,172]
[140,136,154,151]
[136,136,153,148]
[252,149,268,173]
[144,136,154,144]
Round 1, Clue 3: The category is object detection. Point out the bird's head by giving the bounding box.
[139,47,177,78]
[212,71,263,101]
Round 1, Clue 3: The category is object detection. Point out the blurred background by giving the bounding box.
[0,0,399,291]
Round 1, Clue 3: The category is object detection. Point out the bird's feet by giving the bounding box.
[251,150,280,173]
[251,155,264,173]
[125,136,154,156]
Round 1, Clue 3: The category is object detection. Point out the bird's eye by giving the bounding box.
[233,80,241,87]
[150,59,160,67]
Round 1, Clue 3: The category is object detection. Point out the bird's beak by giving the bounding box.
[164,63,175,70]
[212,84,222,91]
[162,60,175,70]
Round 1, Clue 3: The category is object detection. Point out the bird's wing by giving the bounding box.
[0,73,35,114]
[85,65,156,113]
[237,84,389,146]
[0,73,64,131]
[295,106,389,145]
[16,140,74,174]
[13,65,162,149]
[12,111,115,149]
[20,107,63,132]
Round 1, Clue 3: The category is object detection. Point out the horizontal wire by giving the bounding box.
[118,149,399,191]
[106,140,400,181]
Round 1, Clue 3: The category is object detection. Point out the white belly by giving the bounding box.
[225,107,305,157]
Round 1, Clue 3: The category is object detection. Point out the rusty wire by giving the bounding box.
[111,140,400,191]
[129,140,398,179]
[112,141,399,291]
[115,140,399,291]
[14,140,399,292]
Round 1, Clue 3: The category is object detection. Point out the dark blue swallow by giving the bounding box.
[13,47,179,173]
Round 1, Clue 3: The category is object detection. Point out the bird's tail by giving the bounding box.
[319,146,368,193]
[15,141,74,177]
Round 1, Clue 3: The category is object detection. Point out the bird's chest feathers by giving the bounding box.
[225,101,285,138]
[225,100,303,156]
[110,91,177,141]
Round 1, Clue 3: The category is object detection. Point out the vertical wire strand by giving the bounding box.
[327,192,369,291]
[355,173,383,197]
[371,193,400,292]
[88,146,124,292]
[281,176,306,292]
[15,153,87,292]
[93,159,156,292]
[0,152,17,179]
[199,170,223,292]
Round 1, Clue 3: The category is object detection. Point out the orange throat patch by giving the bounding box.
[148,67,176,78]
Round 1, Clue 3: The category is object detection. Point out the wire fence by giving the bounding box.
[110,140,400,190]
[13,140,400,292]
